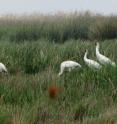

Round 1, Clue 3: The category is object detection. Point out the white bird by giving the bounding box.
[84,49,102,70]
[0,62,8,74]
[58,60,81,76]
[96,42,116,67]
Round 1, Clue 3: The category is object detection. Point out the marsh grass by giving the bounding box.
[0,40,117,123]
[0,12,117,42]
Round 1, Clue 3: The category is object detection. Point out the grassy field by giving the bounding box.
[0,39,117,124]
[0,12,117,124]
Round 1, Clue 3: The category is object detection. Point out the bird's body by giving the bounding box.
[84,50,102,70]
[58,60,81,76]
[96,42,116,67]
[0,62,8,73]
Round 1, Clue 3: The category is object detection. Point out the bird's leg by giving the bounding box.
[64,71,68,88]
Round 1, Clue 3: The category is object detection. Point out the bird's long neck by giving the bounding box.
[96,45,100,55]
[84,52,88,61]
[58,66,64,76]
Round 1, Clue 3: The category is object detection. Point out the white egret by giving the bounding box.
[58,60,81,76]
[0,62,8,74]
[96,42,116,67]
[84,49,102,70]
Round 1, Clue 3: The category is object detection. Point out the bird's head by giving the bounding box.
[58,72,62,76]
[84,49,88,58]
[85,49,88,54]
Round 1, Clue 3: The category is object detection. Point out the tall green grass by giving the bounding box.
[0,12,117,42]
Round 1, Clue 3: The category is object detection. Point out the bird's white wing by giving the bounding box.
[98,54,114,65]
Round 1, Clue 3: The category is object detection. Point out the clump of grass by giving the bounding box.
[89,16,117,40]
